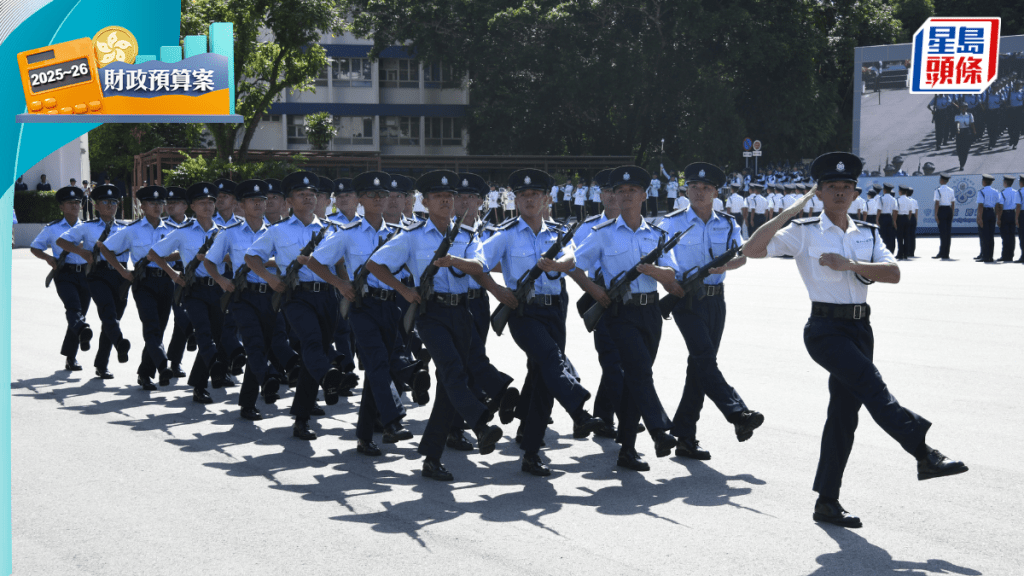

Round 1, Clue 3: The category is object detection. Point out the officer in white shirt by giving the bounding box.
[673,187,691,211]
[645,177,661,217]
[932,174,955,259]
[847,187,866,220]
[746,182,769,233]
[906,188,919,257]
[808,184,825,216]
[572,182,587,221]
[588,180,601,217]
[666,176,679,206]
[996,175,1019,261]
[744,151,968,529]
[895,185,913,260]
[865,186,880,225]
[878,183,898,253]
[725,186,746,236]
[711,192,724,213]
[550,183,560,219]
[487,185,501,224]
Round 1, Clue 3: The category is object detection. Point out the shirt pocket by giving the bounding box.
[808,246,844,283]
[676,233,704,270]
[852,239,874,263]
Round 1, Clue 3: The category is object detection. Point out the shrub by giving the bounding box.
[13,189,62,223]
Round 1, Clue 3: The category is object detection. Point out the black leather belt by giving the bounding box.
[811,302,871,321]
[60,263,86,273]
[196,277,217,287]
[432,292,464,306]
[250,283,270,293]
[527,294,562,306]
[297,281,329,293]
[138,267,165,278]
[367,286,395,301]
[622,292,659,306]
[701,284,724,297]
[401,276,415,287]
[466,288,483,299]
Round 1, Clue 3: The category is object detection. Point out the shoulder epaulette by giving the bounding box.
[583,213,602,223]
[593,218,616,231]
[852,219,878,229]
[46,218,63,226]
[115,219,131,226]
[404,220,427,231]
[222,219,244,230]
[387,222,409,232]
[650,223,668,235]
[793,217,820,225]
[495,216,520,231]
[545,218,567,230]
[341,220,361,230]
[460,223,477,233]
[715,210,734,220]
[662,207,689,219]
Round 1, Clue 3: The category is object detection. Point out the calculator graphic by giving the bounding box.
[17,38,105,115]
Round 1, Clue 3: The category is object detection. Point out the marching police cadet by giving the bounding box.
[569,166,683,471]
[932,174,955,259]
[30,185,93,371]
[365,170,504,482]
[975,174,999,263]
[97,185,176,389]
[895,185,913,260]
[454,173,496,342]
[846,187,866,222]
[306,171,413,456]
[878,183,898,253]
[658,163,764,461]
[148,182,227,403]
[211,179,246,376]
[587,179,601,217]
[906,188,919,258]
[264,179,289,224]
[865,187,880,225]
[163,186,192,378]
[56,184,133,379]
[246,171,343,440]
[478,169,604,476]
[746,182,769,236]
[745,151,968,528]
[996,175,1019,262]
[213,179,239,226]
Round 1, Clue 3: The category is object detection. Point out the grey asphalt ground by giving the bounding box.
[10,237,1023,575]
[860,88,1022,176]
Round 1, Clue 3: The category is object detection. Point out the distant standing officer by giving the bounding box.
[932,174,955,259]
[997,175,1019,262]
[975,174,999,263]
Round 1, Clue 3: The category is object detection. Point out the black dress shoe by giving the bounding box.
[411,369,431,406]
[310,405,326,417]
[499,386,520,424]
[383,421,414,444]
[931,255,941,259]
[522,453,552,477]
[95,368,114,380]
[292,419,316,440]
[917,449,969,480]
[158,369,173,387]
[652,430,678,457]
[240,407,262,421]
[734,410,765,442]
[170,363,186,378]
[321,368,342,406]
[229,350,246,376]
[116,339,131,364]
[340,371,360,392]
[446,431,474,451]
[616,447,650,471]
[137,375,157,391]
[79,325,93,352]
[357,439,382,456]
[262,376,281,404]
[65,358,82,371]
[572,409,605,439]
[636,422,646,433]
[421,458,453,481]
[186,333,197,352]
[813,499,862,528]
[475,424,503,455]
[675,437,711,460]
[193,388,213,404]
[594,421,617,439]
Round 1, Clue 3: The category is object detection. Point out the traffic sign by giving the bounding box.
[743,151,752,158]
[752,140,762,151]
[743,138,752,151]
[752,150,762,157]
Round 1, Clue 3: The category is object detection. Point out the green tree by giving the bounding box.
[181,0,347,161]
[933,0,1024,35]
[893,0,935,42]
[303,112,336,150]
[88,123,204,185]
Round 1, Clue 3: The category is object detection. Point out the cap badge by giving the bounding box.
[70,191,75,197]
[441,176,448,185]
[373,178,380,186]
[624,172,631,181]
[337,183,344,190]
[303,177,309,185]
[524,176,531,185]
[204,187,209,194]
[218,183,224,189]
[837,161,845,171]
[168,191,173,197]
[254,185,260,192]
[462,179,469,188]
[699,169,706,178]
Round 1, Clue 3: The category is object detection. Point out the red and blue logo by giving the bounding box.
[910,17,1000,94]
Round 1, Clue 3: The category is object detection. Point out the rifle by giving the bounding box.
[219,263,250,313]
[490,221,581,336]
[401,211,468,334]
[84,219,114,276]
[172,230,220,306]
[118,265,143,300]
[339,231,396,320]
[44,251,69,288]
[580,229,685,333]
[659,233,742,319]
[271,225,329,313]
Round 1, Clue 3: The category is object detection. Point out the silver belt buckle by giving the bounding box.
[639,293,649,306]
[312,283,321,293]
[257,284,267,293]
[543,294,552,306]
[852,305,863,320]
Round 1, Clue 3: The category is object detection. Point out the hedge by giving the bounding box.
[14,190,63,223]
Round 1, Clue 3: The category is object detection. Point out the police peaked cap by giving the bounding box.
[508,169,553,193]
[90,184,123,200]
[352,171,390,193]
[417,170,460,194]
[682,163,725,188]
[809,152,861,183]
[165,186,187,201]
[55,186,84,203]
[456,172,488,196]
[882,182,895,190]
[750,182,764,189]
[282,171,320,194]
[333,178,355,195]
[784,183,796,191]
[898,184,911,192]
[186,182,217,202]
[236,179,269,200]
[136,185,167,201]
[980,173,994,182]
[1004,175,1016,182]
[213,178,236,196]
[388,174,415,194]
[608,165,651,190]
[594,169,613,189]
[316,176,333,195]
[264,178,284,196]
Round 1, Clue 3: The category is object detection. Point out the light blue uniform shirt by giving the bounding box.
[246,215,329,283]
[31,218,88,264]
[574,213,609,279]
[151,218,224,278]
[328,211,361,227]
[311,218,404,289]
[58,218,130,263]
[977,186,1000,208]
[661,208,741,285]
[206,219,267,284]
[481,217,574,296]
[999,187,1021,209]
[1010,90,1024,108]
[370,218,484,294]
[462,218,496,290]
[103,217,174,268]
[573,216,677,294]
[213,212,240,227]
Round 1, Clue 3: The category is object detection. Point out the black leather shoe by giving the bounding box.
[193,388,213,404]
[95,368,114,380]
[340,371,360,392]
[813,499,862,528]
[636,422,646,433]
[446,431,474,451]
[65,358,82,371]
[383,421,413,444]
[79,325,93,352]
[240,407,262,421]
[116,339,131,363]
[186,333,197,352]
[616,447,650,471]
[292,420,316,440]
[917,449,968,480]
[158,369,173,387]
[321,368,342,406]
[499,386,520,424]
[734,410,765,442]
[675,437,711,460]
[357,439,382,456]
[594,421,617,439]
[138,375,157,391]
[522,453,552,476]
[421,459,453,481]
[229,350,246,376]
[572,409,605,439]
[411,369,431,406]
[310,405,326,417]
[475,424,503,455]
[262,376,281,404]
[170,363,186,378]
[652,430,678,457]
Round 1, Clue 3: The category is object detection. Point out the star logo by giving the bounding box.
[524,176,532,185]
[699,169,706,178]
[624,172,631,181]
[441,176,448,185]
[373,178,380,186]
[254,185,260,192]
[837,161,845,171]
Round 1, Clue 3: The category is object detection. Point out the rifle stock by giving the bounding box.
[658,243,742,319]
[219,264,251,312]
[340,233,392,320]
[84,219,114,276]
[172,230,219,306]
[401,212,467,334]
[44,252,69,288]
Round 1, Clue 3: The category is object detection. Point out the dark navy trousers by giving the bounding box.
[592,314,624,425]
[467,291,490,344]
[936,206,953,258]
[979,207,996,260]
[231,288,290,409]
[283,289,336,419]
[349,297,406,441]
[88,267,128,370]
[879,214,896,253]
[182,282,224,390]
[133,271,173,378]
[606,304,672,450]
[54,269,91,360]
[167,263,191,367]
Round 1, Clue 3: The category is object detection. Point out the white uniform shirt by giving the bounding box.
[909,197,919,215]
[413,191,426,213]
[766,213,895,304]
[487,190,500,209]
[503,190,516,210]
[573,186,587,206]
[666,180,679,199]
[673,196,691,210]
[880,193,897,214]
[933,185,955,206]
[810,197,824,213]
[712,198,724,212]
[866,197,880,215]
[748,194,769,214]
[589,185,601,202]
[896,195,912,215]
[550,185,560,204]
[647,179,661,199]
[847,196,867,215]
[725,193,745,215]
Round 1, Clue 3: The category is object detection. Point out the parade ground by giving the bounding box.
[9,236,1022,575]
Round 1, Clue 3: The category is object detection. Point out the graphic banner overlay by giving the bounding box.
[911,17,1000,94]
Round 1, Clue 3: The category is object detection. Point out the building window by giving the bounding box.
[286,115,307,145]
[261,114,281,122]
[314,64,329,87]
[333,116,374,145]
[331,58,372,87]
[425,117,463,146]
[381,59,419,88]
[424,62,462,89]
[380,116,420,146]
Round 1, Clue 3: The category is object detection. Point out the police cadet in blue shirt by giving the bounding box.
[30,185,93,371]
[455,173,495,342]
[996,175,1019,262]
[246,171,341,441]
[479,168,604,476]
[213,178,247,375]
[569,166,683,471]
[56,184,133,379]
[745,151,968,528]
[975,174,999,263]
[329,178,358,225]
[323,176,360,395]
[365,170,504,481]
[149,182,226,403]
[659,162,764,461]
[306,171,413,456]
[97,185,177,389]
[163,186,193,378]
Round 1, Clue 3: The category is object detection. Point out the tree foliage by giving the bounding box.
[89,123,203,185]
[304,112,336,150]
[162,151,306,186]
